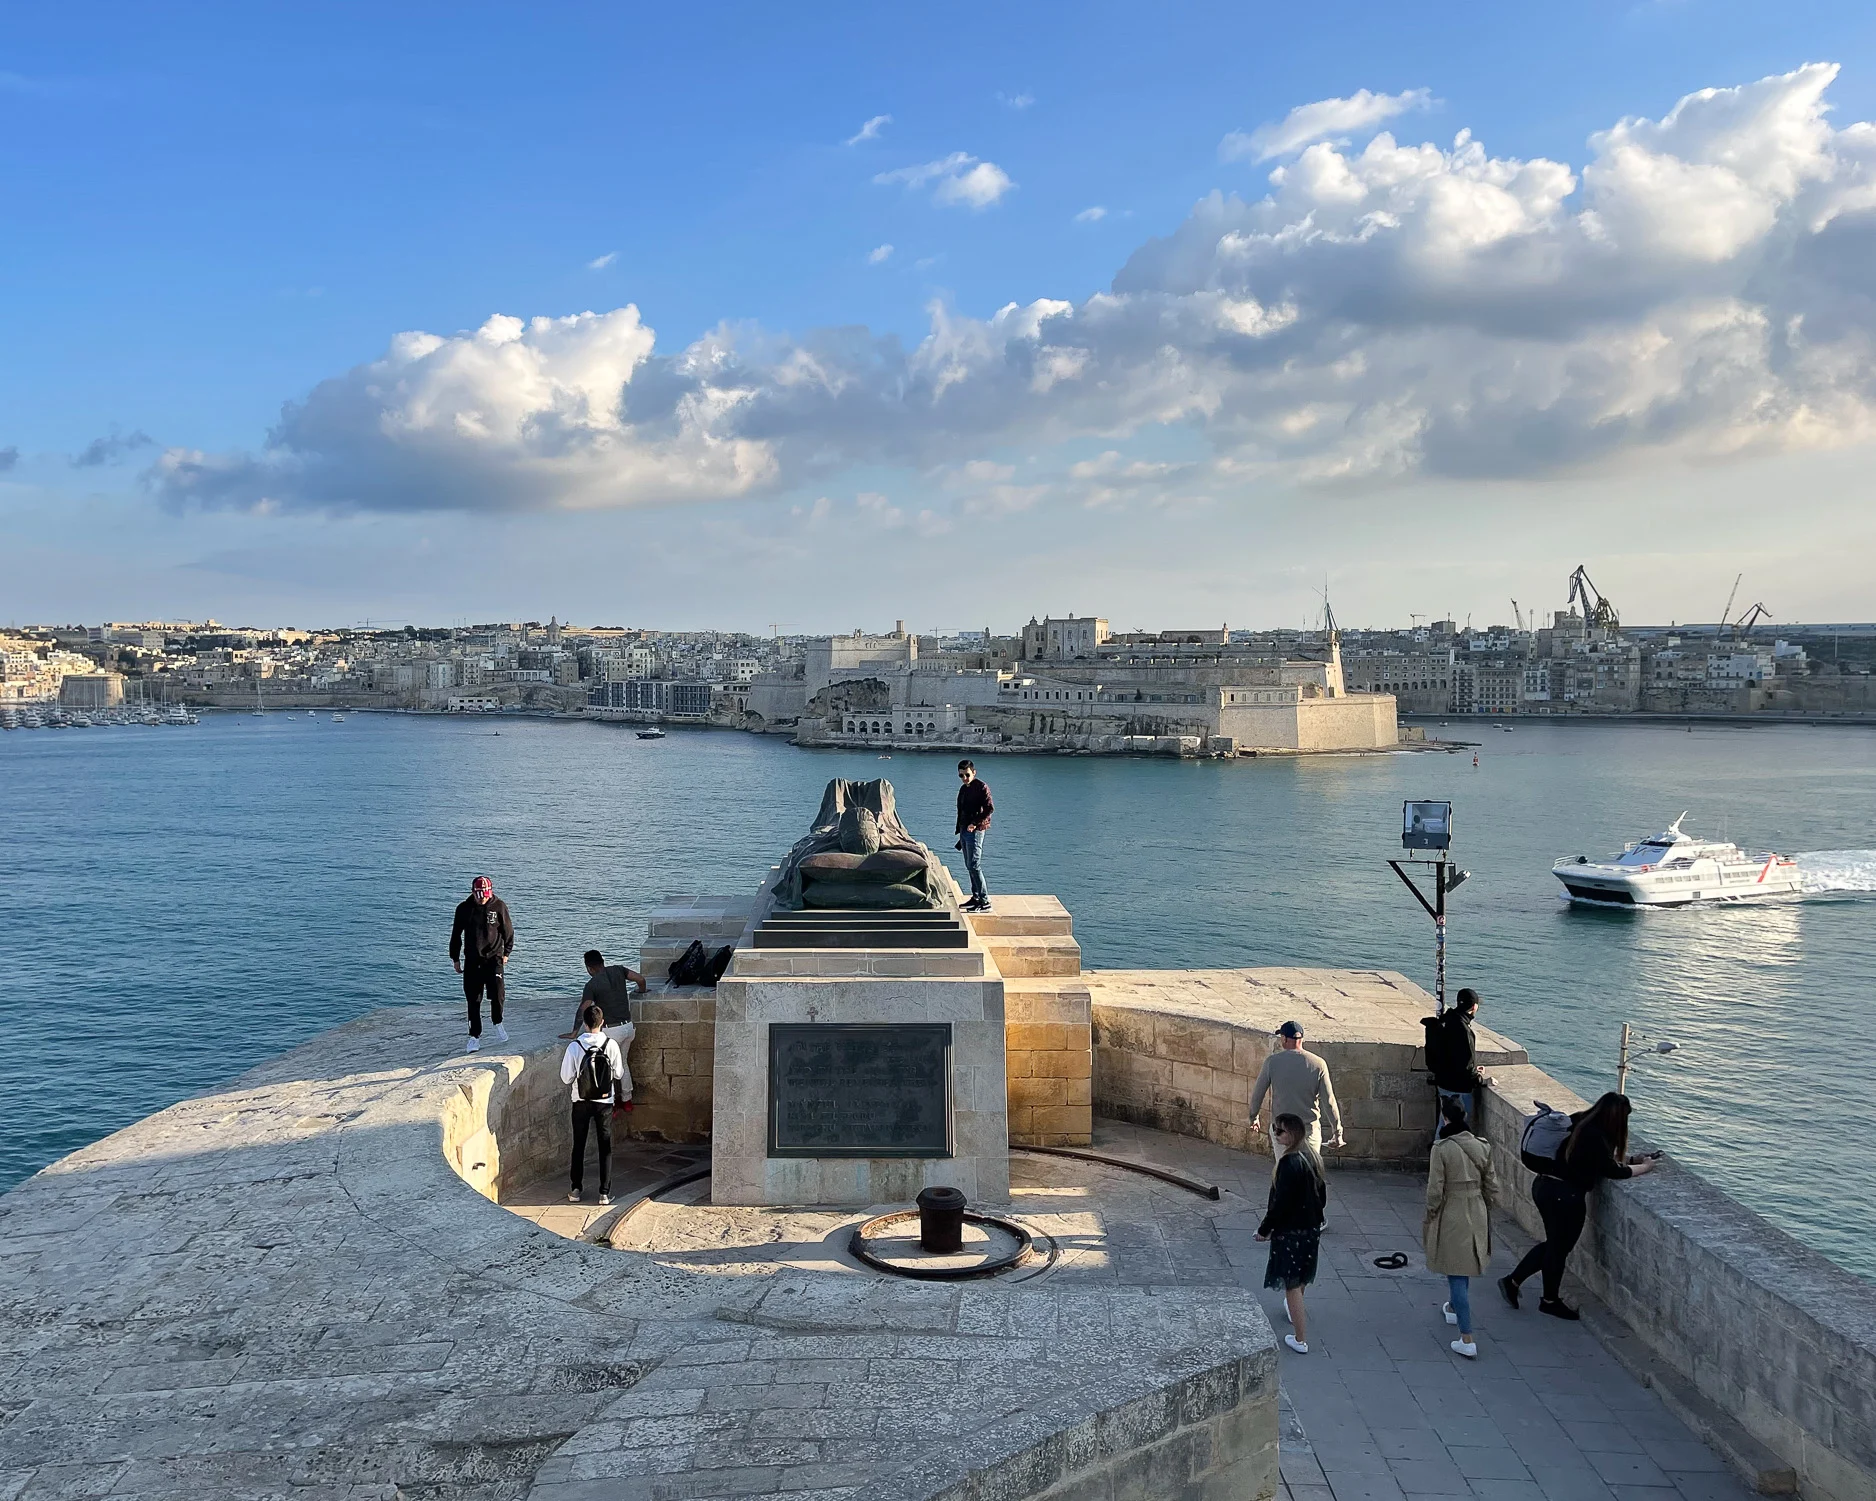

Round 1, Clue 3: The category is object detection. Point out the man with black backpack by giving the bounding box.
[559,1002,626,1204]
[1423,988,1492,1138]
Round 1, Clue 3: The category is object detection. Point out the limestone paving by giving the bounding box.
[507,1119,1754,1501]
[0,1003,1274,1501]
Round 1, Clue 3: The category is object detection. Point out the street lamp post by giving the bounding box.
[1616,1022,1681,1095]
[1388,800,1468,1013]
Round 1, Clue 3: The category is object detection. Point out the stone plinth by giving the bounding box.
[711,940,1011,1205]
[969,897,1094,1148]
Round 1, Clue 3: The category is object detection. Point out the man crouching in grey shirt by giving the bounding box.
[1247,1020,1344,1161]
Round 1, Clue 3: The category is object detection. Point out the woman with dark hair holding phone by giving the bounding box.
[1500,1091,1659,1320]
[1256,1113,1328,1353]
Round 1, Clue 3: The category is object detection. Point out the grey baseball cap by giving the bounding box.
[1276,1020,1305,1039]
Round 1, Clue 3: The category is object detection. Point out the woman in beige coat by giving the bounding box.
[1424,1096,1498,1358]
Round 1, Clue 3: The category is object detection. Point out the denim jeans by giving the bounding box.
[1447,1275,1473,1336]
[960,828,989,902]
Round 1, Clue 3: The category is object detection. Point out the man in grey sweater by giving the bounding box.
[1248,1020,1345,1159]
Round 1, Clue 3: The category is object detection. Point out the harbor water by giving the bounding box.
[5,713,1874,1279]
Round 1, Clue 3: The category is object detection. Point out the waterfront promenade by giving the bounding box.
[0,1000,1770,1501]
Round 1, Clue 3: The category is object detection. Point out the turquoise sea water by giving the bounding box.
[5,713,1874,1278]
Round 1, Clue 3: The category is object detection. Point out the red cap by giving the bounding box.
[472,875,493,894]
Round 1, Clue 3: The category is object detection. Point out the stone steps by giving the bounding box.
[963,895,1074,937]
[981,933,1083,977]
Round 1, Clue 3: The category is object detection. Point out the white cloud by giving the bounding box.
[874,153,1015,209]
[1221,87,1433,163]
[999,92,1036,110]
[1075,205,1108,223]
[846,114,891,146]
[867,243,894,265]
[154,66,1876,519]
[586,251,617,270]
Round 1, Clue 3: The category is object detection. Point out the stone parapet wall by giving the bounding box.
[916,1350,1279,1501]
[1477,1066,1876,1501]
[1088,968,1524,1165]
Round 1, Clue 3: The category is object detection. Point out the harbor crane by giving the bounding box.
[1565,565,1619,637]
[1718,572,1743,631]
[1729,603,1773,640]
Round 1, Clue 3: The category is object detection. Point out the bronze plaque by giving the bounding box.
[767,1023,953,1158]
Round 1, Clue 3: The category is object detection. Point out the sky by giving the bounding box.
[4,0,1876,634]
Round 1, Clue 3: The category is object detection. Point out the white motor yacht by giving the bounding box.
[1554,814,1802,907]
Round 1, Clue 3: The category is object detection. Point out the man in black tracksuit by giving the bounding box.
[450,875,515,1053]
[1423,987,1491,1137]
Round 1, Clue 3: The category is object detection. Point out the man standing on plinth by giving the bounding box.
[955,759,994,913]
[450,874,514,1053]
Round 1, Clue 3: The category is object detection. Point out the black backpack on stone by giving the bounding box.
[576,1041,616,1102]
[666,940,709,987]
[702,945,735,988]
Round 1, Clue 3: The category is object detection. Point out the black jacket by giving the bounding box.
[1558,1117,1635,1190]
[450,896,514,968]
[956,778,993,834]
[1258,1151,1327,1236]
[1423,1009,1483,1092]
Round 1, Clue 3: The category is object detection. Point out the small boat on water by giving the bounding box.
[636,727,667,740]
[332,713,345,722]
[1554,814,1802,907]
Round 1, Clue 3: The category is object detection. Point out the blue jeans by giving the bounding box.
[1447,1275,1472,1336]
[960,828,988,902]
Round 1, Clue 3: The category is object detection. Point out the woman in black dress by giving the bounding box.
[1257,1112,1328,1353]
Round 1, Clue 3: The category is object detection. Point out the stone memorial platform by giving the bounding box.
[0,1004,1279,1501]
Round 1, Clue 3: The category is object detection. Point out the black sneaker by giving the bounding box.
[1498,1275,1521,1310]
[1538,1298,1581,1321]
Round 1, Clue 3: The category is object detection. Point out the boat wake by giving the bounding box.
[1794,850,1876,895]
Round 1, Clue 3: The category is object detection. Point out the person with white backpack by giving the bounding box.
[560,1003,627,1205]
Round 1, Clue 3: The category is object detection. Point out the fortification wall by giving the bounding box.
[1082,968,1876,1501]
[1475,1067,1876,1501]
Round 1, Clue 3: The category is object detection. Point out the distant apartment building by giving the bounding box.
[588,679,714,718]
[1340,644,1455,715]
[447,696,500,713]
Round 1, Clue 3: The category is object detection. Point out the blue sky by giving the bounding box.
[5,1,1876,631]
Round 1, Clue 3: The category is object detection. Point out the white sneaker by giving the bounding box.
[464,1036,480,1053]
[493,1023,509,1044]
[1443,1301,1458,1325]
[1451,1338,1478,1359]
[1284,1334,1309,1354]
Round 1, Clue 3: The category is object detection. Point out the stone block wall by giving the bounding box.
[1091,997,1446,1164]
[971,899,1095,1149]
[1477,1066,1876,1501]
[622,990,715,1143]
[1005,986,1094,1147]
